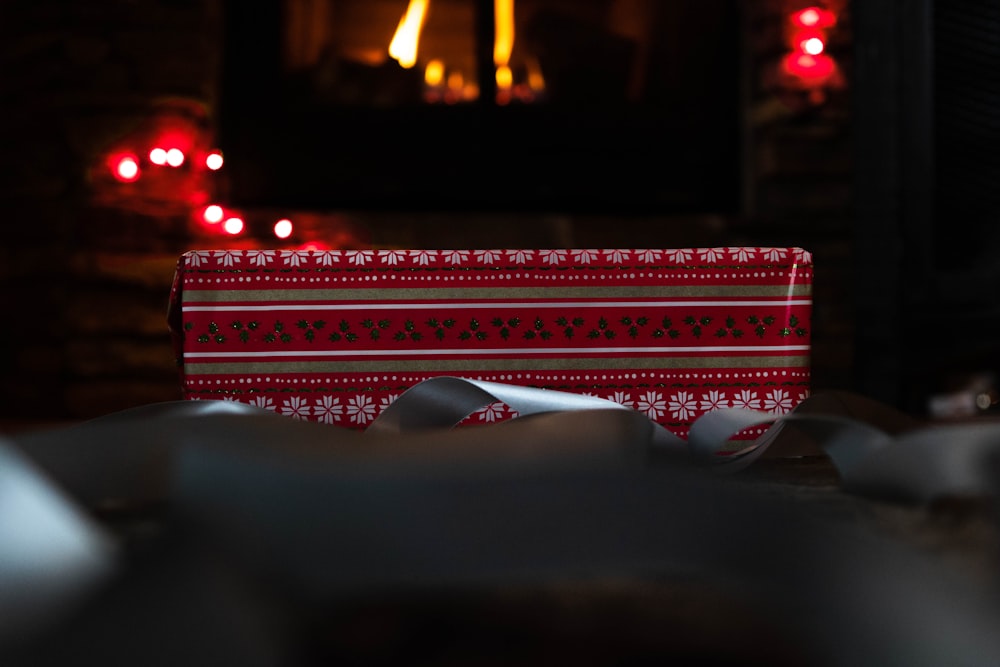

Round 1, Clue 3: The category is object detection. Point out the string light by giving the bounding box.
[112,154,140,182]
[273,219,293,239]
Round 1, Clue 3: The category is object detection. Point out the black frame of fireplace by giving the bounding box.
[217,0,742,216]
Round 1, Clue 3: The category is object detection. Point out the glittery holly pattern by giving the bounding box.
[170,247,813,440]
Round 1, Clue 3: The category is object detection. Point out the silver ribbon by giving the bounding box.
[6,377,1000,649]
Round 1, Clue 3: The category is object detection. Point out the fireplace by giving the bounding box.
[218,0,741,216]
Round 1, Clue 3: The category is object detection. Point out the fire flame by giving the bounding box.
[494,0,515,70]
[388,0,429,69]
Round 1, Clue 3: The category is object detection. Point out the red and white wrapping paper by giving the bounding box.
[168,247,813,439]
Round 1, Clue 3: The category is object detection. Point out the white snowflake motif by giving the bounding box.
[636,391,668,420]
[728,247,752,263]
[699,390,727,413]
[279,395,311,420]
[758,247,786,262]
[571,249,600,264]
[635,249,663,263]
[763,389,793,415]
[346,394,376,424]
[730,389,761,411]
[797,389,811,403]
[282,250,310,268]
[441,250,470,266]
[475,401,507,423]
[246,250,276,267]
[313,395,343,424]
[213,250,242,267]
[793,248,813,264]
[315,251,340,266]
[506,249,534,264]
[345,250,374,266]
[667,391,697,421]
[603,249,630,264]
[378,250,407,266]
[610,391,633,409]
[475,249,503,264]
[409,250,438,266]
[539,249,567,265]
[664,248,693,264]
[187,250,212,268]
[698,248,726,263]
[221,395,239,402]
[250,395,276,412]
[378,394,399,414]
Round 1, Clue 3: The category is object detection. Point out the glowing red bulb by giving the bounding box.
[205,151,224,170]
[149,147,167,165]
[223,217,244,235]
[165,148,185,167]
[801,36,825,55]
[203,204,225,224]
[791,7,836,29]
[113,155,140,182]
[273,219,293,239]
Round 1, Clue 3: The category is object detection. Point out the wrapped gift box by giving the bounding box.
[168,247,812,439]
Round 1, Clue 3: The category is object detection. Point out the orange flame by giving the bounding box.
[389,0,429,69]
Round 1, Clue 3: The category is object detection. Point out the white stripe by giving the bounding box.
[184,345,811,359]
[183,299,812,312]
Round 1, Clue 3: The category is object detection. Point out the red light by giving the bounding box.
[149,147,168,165]
[782,52,836,82]
[273,218,293,239]
[223,217,244,235]
[791,7,836,29]
[801,36,825,55]
[203,204,225,224]
[165,148,185,167]
[205,151,224,170]
[112,154,140,182]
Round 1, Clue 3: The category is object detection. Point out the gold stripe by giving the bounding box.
[183,355,810,375]
[182,284,812,302]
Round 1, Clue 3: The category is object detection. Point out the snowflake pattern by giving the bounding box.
[668,391,697,421]
[730,390,761,411]
[698,248,725,263]
[699,390,727,412]
[214,250,241,267]
[283,251,309,268]
[279,395,311,419]
[346,394,376,424]
[727,247,752,263]
[345,250,374,266]
[378,250,407,266]
[410,250,438,266]
[539,249,567,265]
[250,396,276,412]
[182,247,813,271]
[758,247,786,262]
[507,249,534,263]
[379,394,399,412]
[475,249,502,264]
[475,401,508,423]
[603,249,630,264]
[763,389,793,414]
[313,395,343,424]
[246,250,275,267]
[637,391,667,419]
[315,251,339,266]
[635,249,663,263]
[665,249,693,264]
[441,250,470,265]
[610,391,633,409]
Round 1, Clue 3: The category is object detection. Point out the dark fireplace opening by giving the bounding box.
[218,0,741,216]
